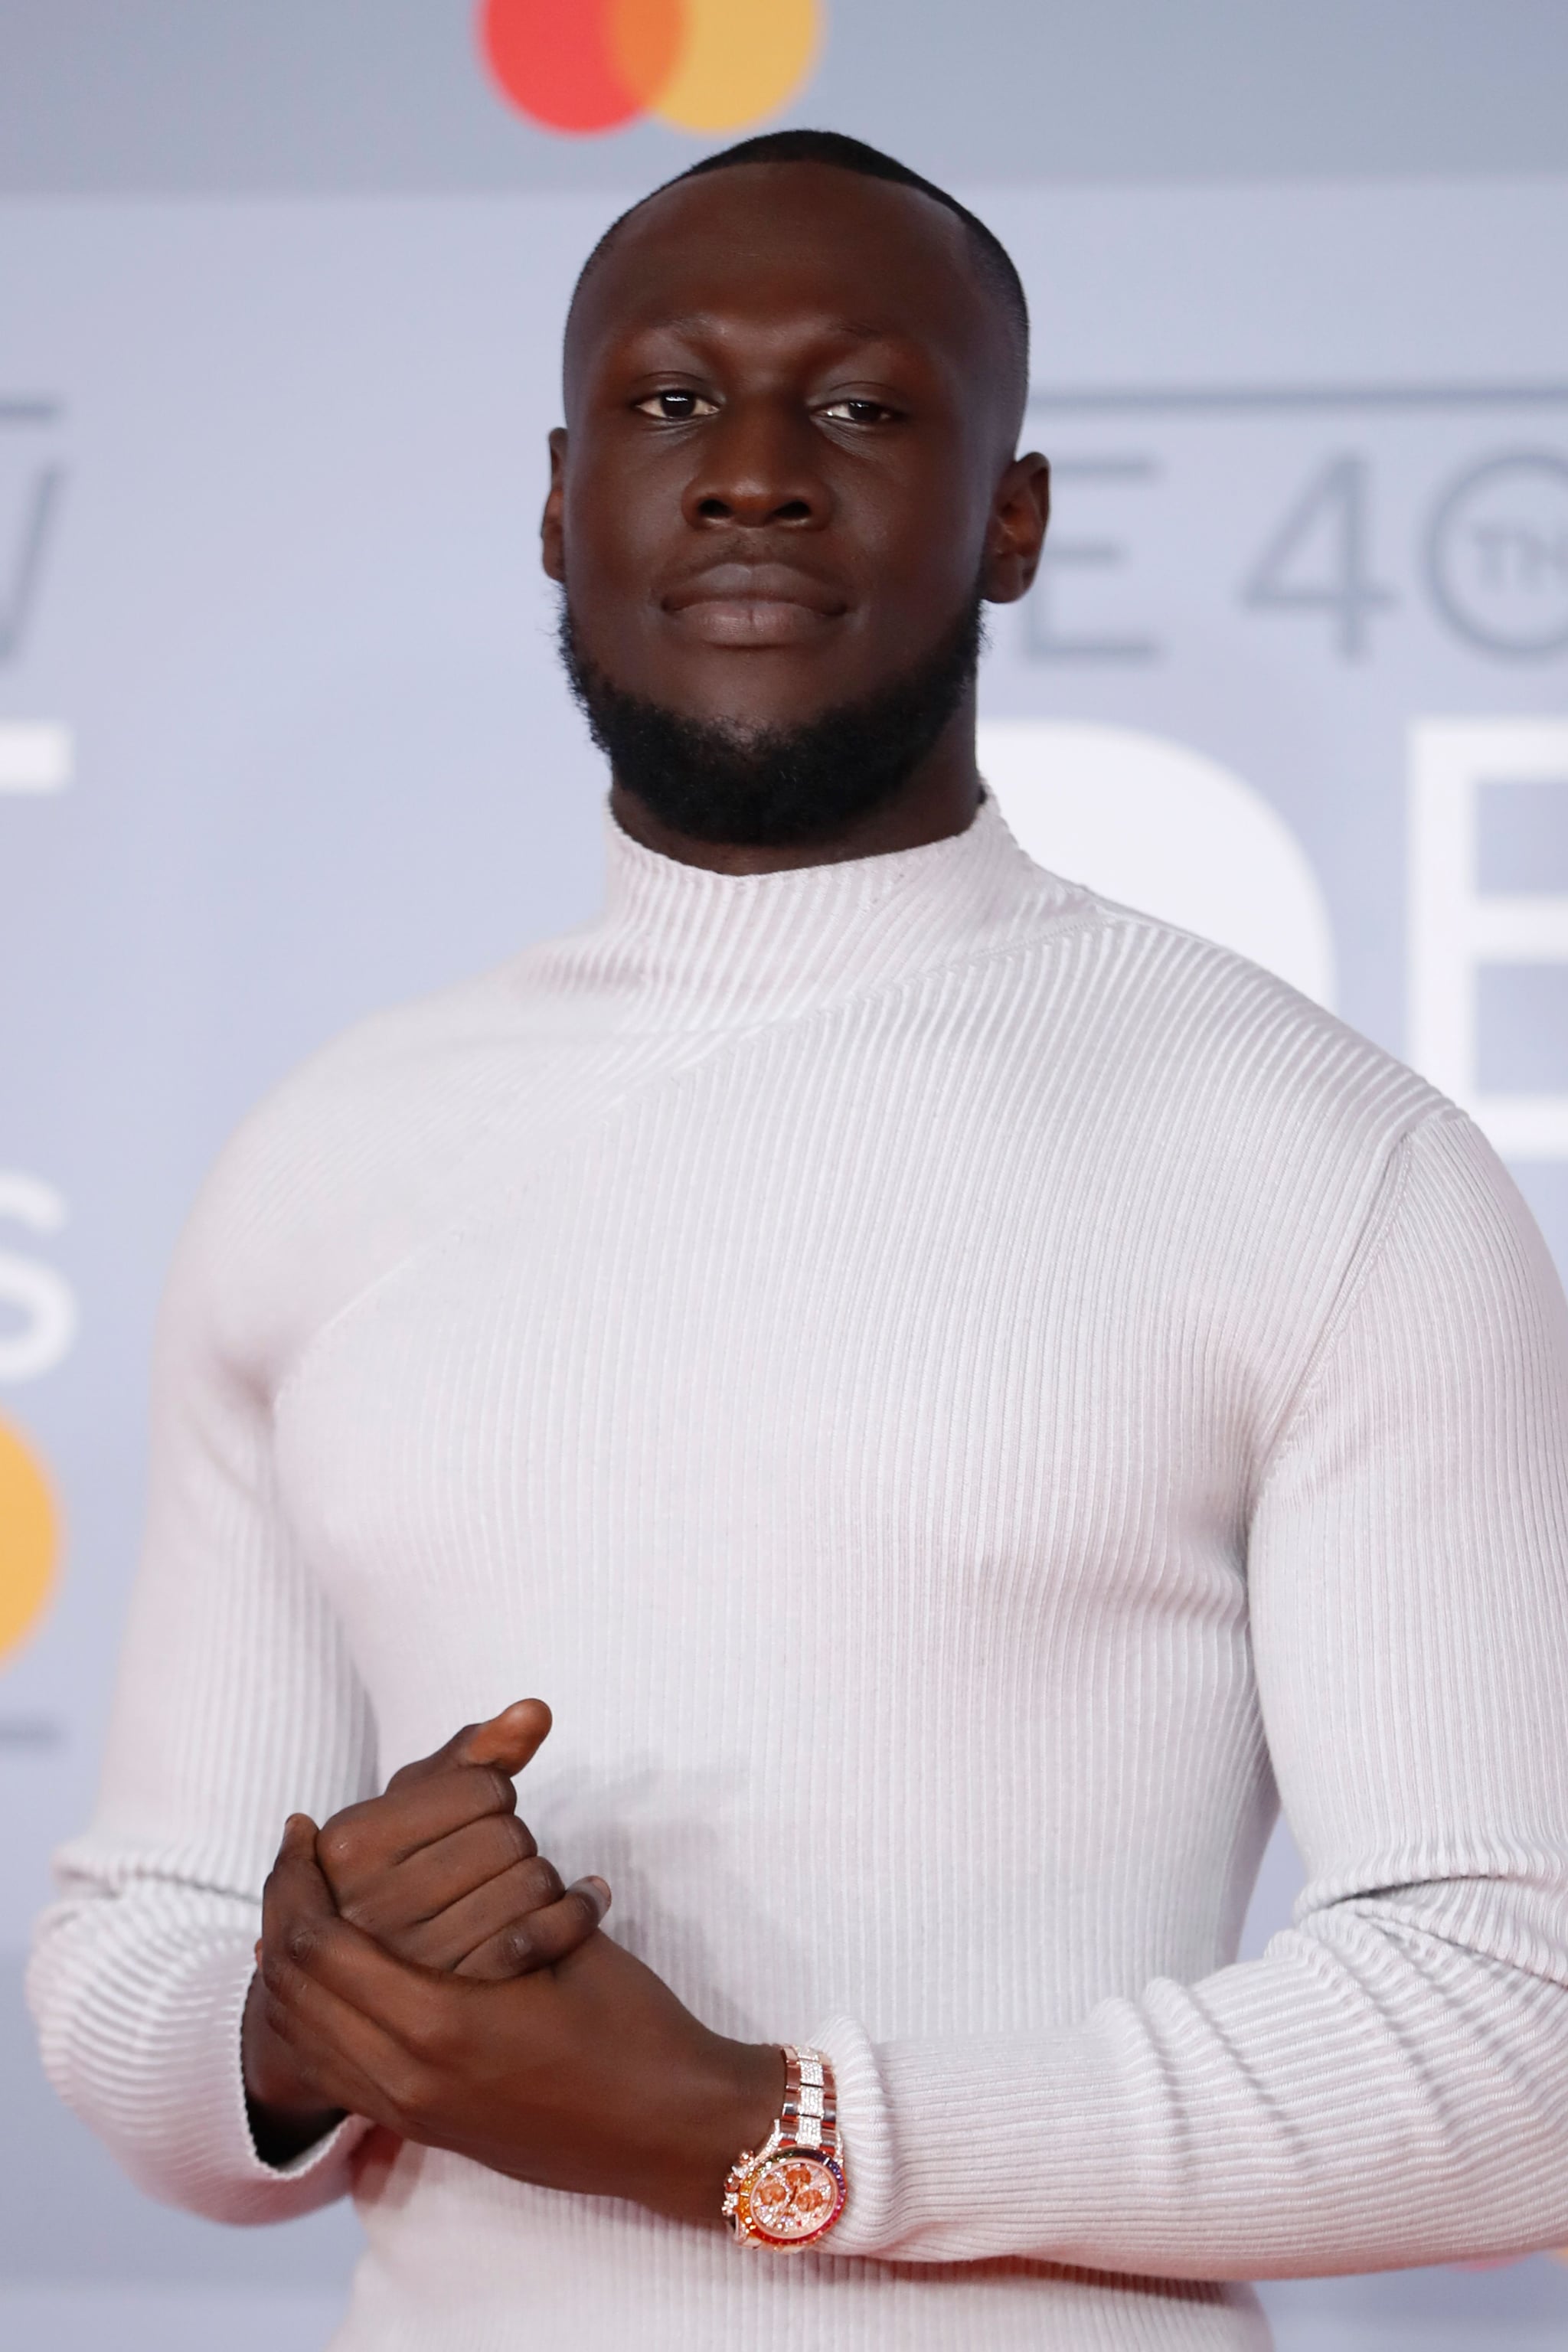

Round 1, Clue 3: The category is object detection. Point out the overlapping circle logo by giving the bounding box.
[0,1413,59,1662]
[479,0,822,136]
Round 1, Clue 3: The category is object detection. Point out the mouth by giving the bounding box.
[661,562,850,648]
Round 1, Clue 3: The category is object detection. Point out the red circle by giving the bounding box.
[479,0,646,135]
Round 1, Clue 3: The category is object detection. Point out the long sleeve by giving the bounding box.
[26,1167,377,2223]
[818,1110,1568,2274]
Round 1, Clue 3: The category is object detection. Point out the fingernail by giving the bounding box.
[586,1875,611,1916]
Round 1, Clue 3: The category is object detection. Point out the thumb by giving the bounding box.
[261,1811,336,1942]
[454,1697,553,1776]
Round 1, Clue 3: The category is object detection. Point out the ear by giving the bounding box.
[541,427,569,585]
[982,452,1050,605]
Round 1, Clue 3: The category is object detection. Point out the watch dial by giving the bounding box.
[746,2152,843,2243]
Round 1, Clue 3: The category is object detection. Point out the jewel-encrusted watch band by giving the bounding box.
[722,2044,844,2248]
[779,2043,838,2154]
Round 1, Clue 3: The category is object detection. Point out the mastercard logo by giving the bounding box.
[479,0,822,137]
[0,1411,60,1663]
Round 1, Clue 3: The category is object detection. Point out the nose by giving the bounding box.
[680,399,830,531]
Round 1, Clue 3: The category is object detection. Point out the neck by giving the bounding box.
[607,695,984,877]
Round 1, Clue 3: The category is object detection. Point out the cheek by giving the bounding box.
[851,511,985,655]
[561,449,674,590]
[559,485,680,687]
[851,460,988,596]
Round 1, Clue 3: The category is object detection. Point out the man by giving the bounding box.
[30,130,1568,2350]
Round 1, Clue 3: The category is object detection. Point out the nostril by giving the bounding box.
[697,497,730,521]
[774,500,812,523]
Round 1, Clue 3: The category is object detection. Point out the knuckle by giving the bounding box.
[320,1792,373,1834]
[456,1942,507,1982]
[283,1919,322,1968]
[499,1920,537,1971]
[407,2007,459,2069]
[520,1855,562,1905]
[498,1814,536,1864]
[315,1823,362,1877]
[568,1886,600,1932]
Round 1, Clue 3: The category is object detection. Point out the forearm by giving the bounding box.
[818,1884,1568,2272]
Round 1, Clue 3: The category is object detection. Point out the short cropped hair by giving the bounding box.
[569,128,1030,394]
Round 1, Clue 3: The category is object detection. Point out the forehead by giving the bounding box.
[564,163,1007,387]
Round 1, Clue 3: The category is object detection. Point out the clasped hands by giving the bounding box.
[243,1700,782,2225]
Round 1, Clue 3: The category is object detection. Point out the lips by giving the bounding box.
[662,560,849,647]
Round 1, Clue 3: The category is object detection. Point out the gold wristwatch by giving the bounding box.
[723,2044,845,2249]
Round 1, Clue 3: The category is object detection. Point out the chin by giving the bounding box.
[657,658,862,743]
[559,591,983,846]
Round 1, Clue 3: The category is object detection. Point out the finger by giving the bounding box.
[257,1969,377,2110]
[262,1812,325,1945]
[265,1855,474,2051]
[317,1769,529,1902]
[390,1854,566,1971]
[259,1815,393,2115]
[454,1699,552,1775]
[384,1699,550,1792]
[337,1814,542,1940]
[454,1876,611,1982]
[260,1815,445,2126]
[258,1952,421,2133]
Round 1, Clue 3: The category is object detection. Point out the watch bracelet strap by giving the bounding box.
[779,2043,838,2156]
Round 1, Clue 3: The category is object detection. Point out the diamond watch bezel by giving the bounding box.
[727,2139,846,2249]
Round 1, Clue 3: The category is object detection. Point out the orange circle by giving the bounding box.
[479,0,684,135]
[0,1412,60,1661]
[650,0,820,133]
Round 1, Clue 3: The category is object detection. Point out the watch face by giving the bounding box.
[740,2151,845,2245]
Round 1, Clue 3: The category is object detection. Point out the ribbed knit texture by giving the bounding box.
[29,796,1568,2350]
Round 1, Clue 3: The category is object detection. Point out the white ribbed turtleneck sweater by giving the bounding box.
[30,797,1568,2350]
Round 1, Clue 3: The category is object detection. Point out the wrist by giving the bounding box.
[697,2037,786,2212]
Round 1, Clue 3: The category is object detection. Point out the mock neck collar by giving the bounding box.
[535,792,1079,1033]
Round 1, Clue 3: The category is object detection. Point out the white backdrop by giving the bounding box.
[2,159,1567,2350]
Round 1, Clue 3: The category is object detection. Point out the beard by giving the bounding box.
[557,586,985,849]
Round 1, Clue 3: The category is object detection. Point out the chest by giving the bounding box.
[270,1029,1265,1726]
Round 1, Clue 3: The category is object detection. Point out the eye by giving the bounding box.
[633,388,718,420]
[819,397,897,425]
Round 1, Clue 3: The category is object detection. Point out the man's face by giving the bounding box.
[543,163,1044,751]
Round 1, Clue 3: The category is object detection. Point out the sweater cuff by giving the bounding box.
[809,2012,900,2255]
[34,1920,367,2223]
[132,1934,369,2218]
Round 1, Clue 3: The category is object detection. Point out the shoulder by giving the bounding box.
[158,962,527,1392]
[992,880,1479,1361]
[1013,885,1533,1429]
[1027,880,1449,1168]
